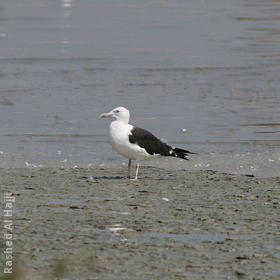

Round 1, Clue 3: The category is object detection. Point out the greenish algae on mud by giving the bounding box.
[0,167,280,280]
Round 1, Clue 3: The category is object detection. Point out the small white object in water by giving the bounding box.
[108,224,129,234]
[57,150,62,155]
[120,237,128,242]
[113,224,122,227]
[62,0,73,8]
[268,159,275,162]
[25,162,42,168]
[162,197,169,202]
[109,227,127,232]
[62,39,71,44]
[180,128,187,133]
[120,212,130,215]
[250,165,257,171]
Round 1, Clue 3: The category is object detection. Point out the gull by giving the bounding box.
[100,107,194,180]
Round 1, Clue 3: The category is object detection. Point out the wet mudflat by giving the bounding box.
[1,167,279,280]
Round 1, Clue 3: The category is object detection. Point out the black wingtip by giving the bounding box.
[169,147,196,160]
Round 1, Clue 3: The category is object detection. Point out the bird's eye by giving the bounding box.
[114,110,120,113]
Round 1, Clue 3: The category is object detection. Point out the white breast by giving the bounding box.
[109,121,151,161]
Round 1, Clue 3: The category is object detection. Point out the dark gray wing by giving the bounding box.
[128,127,170,156]
[129,127,194,160]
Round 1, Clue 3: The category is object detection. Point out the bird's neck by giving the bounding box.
[112,118,129,125]
[110,119,131,131]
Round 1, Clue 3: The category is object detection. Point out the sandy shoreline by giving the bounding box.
[0,166,280,280]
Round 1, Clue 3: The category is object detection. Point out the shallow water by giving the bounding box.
[0,0,279,176]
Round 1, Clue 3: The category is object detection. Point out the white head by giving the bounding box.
[100,107,130,123]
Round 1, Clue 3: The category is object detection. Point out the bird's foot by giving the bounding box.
[129,177,138,181]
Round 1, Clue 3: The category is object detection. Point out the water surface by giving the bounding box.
[0,0,279,176]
